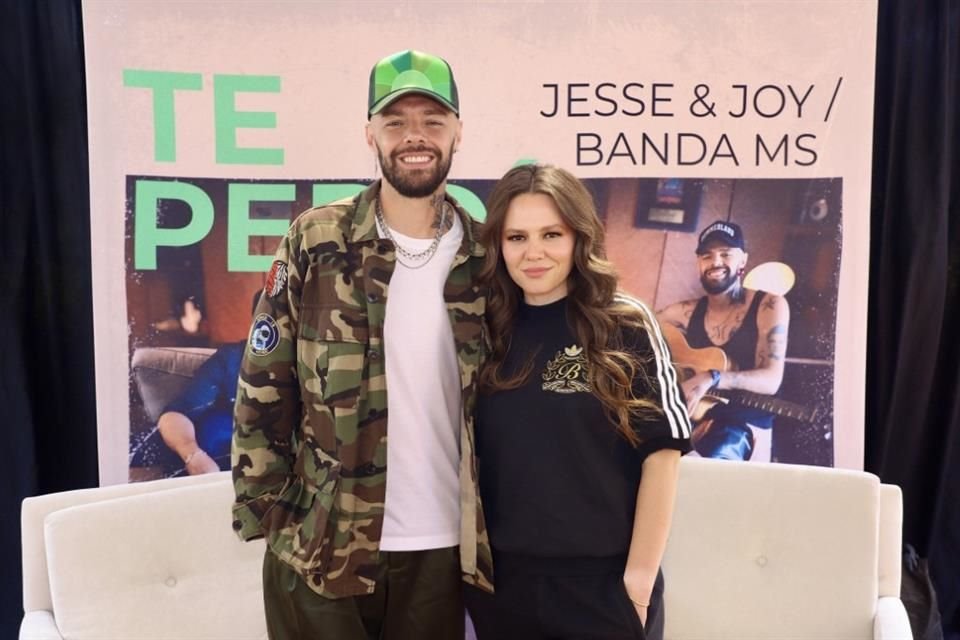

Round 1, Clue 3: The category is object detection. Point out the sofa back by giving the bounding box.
[41,477,265,639]
[21,472,226,614]
[22,459,902,639]
[663,458,881,640]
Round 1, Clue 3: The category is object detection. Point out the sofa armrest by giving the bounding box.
[878,484,903,597]
[131,347,216,421]
[19,610,63,640]
[873,596,912,640]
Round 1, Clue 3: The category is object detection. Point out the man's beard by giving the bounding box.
[377,142,454,198]
[700,267,739,294]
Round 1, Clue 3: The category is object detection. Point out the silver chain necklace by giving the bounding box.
[374,196,448,269]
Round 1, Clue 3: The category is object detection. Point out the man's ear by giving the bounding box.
[364,122,376,152]
[454,120,463,152]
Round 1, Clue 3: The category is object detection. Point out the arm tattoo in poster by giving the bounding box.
[766,324,787,361]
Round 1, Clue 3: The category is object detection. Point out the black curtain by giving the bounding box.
[0,0,98,636]
[867,0,960,635]
[0,0,958,638]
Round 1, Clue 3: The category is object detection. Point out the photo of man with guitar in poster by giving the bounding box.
[657,221,790,461]
[642,174,843,465]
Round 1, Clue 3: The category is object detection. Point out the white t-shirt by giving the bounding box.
[377,211,464,551]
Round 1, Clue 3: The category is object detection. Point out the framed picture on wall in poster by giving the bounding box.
[635,178,703,232]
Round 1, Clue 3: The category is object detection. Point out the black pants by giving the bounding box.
[465,553,664,640]
[263,546,464,640]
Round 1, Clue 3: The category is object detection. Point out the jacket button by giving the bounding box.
[366,292,378,303]
[369,349,380,361]
[232,520,243,531]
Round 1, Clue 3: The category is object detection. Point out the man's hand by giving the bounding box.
[681,370,715,417]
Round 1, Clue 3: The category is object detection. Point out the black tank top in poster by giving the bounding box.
[685,291,774,427]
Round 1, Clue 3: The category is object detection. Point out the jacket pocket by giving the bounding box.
[265,454,341,572]
[300,303,369,343]
[299,304,368,408]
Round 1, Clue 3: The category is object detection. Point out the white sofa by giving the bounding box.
[20,472,266,640]
[20,458,911,640]
[662,458,910,640]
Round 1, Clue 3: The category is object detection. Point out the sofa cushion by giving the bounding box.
[663,457,880,640]
[43,478,266,639]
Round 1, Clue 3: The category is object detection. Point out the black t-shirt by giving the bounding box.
[475,296,692,558]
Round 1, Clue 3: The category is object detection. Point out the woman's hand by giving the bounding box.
[623,575,650,627]
[631,600,647,627]
[184,448,219,475]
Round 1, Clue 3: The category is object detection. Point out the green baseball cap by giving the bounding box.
[367,49,459,118]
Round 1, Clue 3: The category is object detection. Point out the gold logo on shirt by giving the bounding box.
[542,344,590,394]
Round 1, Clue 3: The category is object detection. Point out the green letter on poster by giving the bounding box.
[214,75,284,165]
[228,183,294,271]
[312,184,366,207]
[122,70,203,163]
[134,180,214,270]
[446,185,487,222]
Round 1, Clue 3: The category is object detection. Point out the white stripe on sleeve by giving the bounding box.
[615,293,692,439]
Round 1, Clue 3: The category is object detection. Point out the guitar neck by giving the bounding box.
[662,323,822,424]
[707,390,820,423]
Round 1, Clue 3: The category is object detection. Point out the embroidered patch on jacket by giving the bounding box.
[542,344,591,393]
[249,313,280,356]
[264,260,288,298]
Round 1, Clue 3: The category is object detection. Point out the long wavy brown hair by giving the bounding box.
[478,164,663,445]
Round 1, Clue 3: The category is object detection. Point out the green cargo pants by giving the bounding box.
[262,547,465,640]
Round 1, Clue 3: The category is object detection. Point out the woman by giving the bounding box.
[466,164,692,640]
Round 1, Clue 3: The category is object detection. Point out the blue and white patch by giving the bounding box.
[249,313,280,356]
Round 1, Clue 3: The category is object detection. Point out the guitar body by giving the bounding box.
[660,322,730,378]
[660,322,822,424]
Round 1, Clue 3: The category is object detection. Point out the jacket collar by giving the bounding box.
[348,180,485,258]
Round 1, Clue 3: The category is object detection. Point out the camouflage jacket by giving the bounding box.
[231,181,493,598]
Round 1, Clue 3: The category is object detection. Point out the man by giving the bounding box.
[657,221,790,461]
[230,50,492,640]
